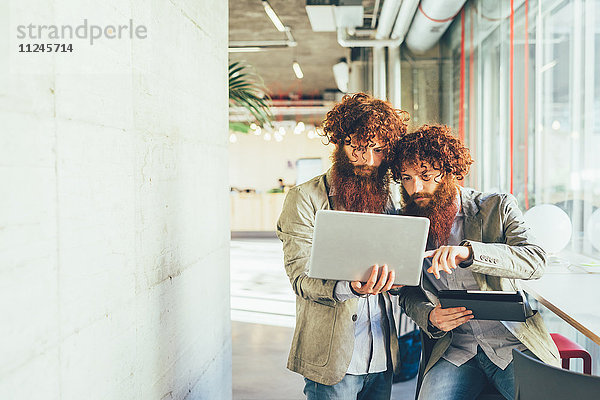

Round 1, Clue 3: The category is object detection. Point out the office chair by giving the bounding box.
[550,333,592,374]
[513,349,600,400]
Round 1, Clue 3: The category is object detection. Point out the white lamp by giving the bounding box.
[262,0,286,32]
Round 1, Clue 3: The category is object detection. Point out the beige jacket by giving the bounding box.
[276,169,401,385]
[398,187,561,376]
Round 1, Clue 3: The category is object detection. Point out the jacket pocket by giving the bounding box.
[295,300,337,367]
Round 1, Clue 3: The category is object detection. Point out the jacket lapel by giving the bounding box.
[324,168,335,210]
[461,187,482,241]
[460,188,488,290]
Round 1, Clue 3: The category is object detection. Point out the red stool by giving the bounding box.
[550,333,592,375]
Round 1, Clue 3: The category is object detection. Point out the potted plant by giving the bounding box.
[229,61,273,133]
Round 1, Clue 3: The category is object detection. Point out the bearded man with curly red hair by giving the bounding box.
[277,93,409,399]
[390,125,560,400]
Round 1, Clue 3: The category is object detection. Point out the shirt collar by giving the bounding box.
[455,192,464,217]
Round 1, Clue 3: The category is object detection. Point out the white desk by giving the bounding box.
[521,273,600,345]
[230,192,286,231]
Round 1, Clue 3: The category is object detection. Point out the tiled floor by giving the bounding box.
[231,237,417,400]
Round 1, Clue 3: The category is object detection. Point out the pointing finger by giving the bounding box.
[449,247,460,269]
[439,247,453,275]
[424,250,436,258]
[432,250,442,279]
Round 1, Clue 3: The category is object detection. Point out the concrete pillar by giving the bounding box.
[1,1,231,399]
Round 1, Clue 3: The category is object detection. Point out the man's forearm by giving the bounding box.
[333,281,361,301]
[285,257,338,305]
[460,241,546,280]
[398,286,446,339]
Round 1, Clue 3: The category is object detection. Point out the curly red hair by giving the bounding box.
[322,93,409,152]
[391,124,474,181]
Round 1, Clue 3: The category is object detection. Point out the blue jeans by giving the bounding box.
[304,370,392,400]
[418,346,537,400]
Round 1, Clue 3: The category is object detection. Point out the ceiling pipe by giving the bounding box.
[370,0,381,29]
[336,0,419,48]
[229,27,297,52]
[405,0,467,53]
[387,45,401,107]
[337,27,401,47]
[229,41,291,47]
[390,0,420,41]
[373,47,387,99]
[375,0,401,39]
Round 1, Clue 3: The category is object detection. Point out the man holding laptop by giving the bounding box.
[391,125,560,400]
[277,93,410,399]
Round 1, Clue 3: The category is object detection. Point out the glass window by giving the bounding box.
[295,158,323,186]
[441,0,600,261]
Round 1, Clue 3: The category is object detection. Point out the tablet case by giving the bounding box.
[438,290,535,322]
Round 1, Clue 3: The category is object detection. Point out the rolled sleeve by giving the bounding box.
[334,281,362,302]
[277,186,338,305]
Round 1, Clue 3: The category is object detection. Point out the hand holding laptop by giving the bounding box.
[350,264,404,295]
[308,211,430,286]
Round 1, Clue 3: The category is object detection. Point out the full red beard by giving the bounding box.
[330,145,390,214]
[401,178,459,248]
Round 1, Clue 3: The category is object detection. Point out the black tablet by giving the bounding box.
[438,290,534,322]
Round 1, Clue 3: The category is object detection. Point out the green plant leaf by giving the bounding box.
[228,61,273,128]
[229,64,245,78]
[229,122,251,133]
[228,82,254,91]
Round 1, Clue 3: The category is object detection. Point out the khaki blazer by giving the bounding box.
[276,169,401,385]
[398,187,561,379]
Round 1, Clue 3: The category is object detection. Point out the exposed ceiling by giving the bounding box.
[228,0,378,98]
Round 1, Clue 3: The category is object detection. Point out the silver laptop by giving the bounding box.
[308,210,429,286]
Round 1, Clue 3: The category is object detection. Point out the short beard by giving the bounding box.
[330,145,390,214]
[402,177,459,248]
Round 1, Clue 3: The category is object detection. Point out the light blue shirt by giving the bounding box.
[328,182,398,375]
[334,282,392,374]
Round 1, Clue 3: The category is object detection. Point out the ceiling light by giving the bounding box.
[229,133,238,143]
[541,60,558,73]
[305,4,337,32]
[264,132,272,141]
[262,0,286,32]
[293,61,304,79]
[278,127,286,136]
[333,60,349,93]
[294,121,305,134]
[253,126,262,136]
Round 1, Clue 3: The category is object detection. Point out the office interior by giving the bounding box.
[2,0,600,399]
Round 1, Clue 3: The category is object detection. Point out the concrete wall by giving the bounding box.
[1,1,231,399]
